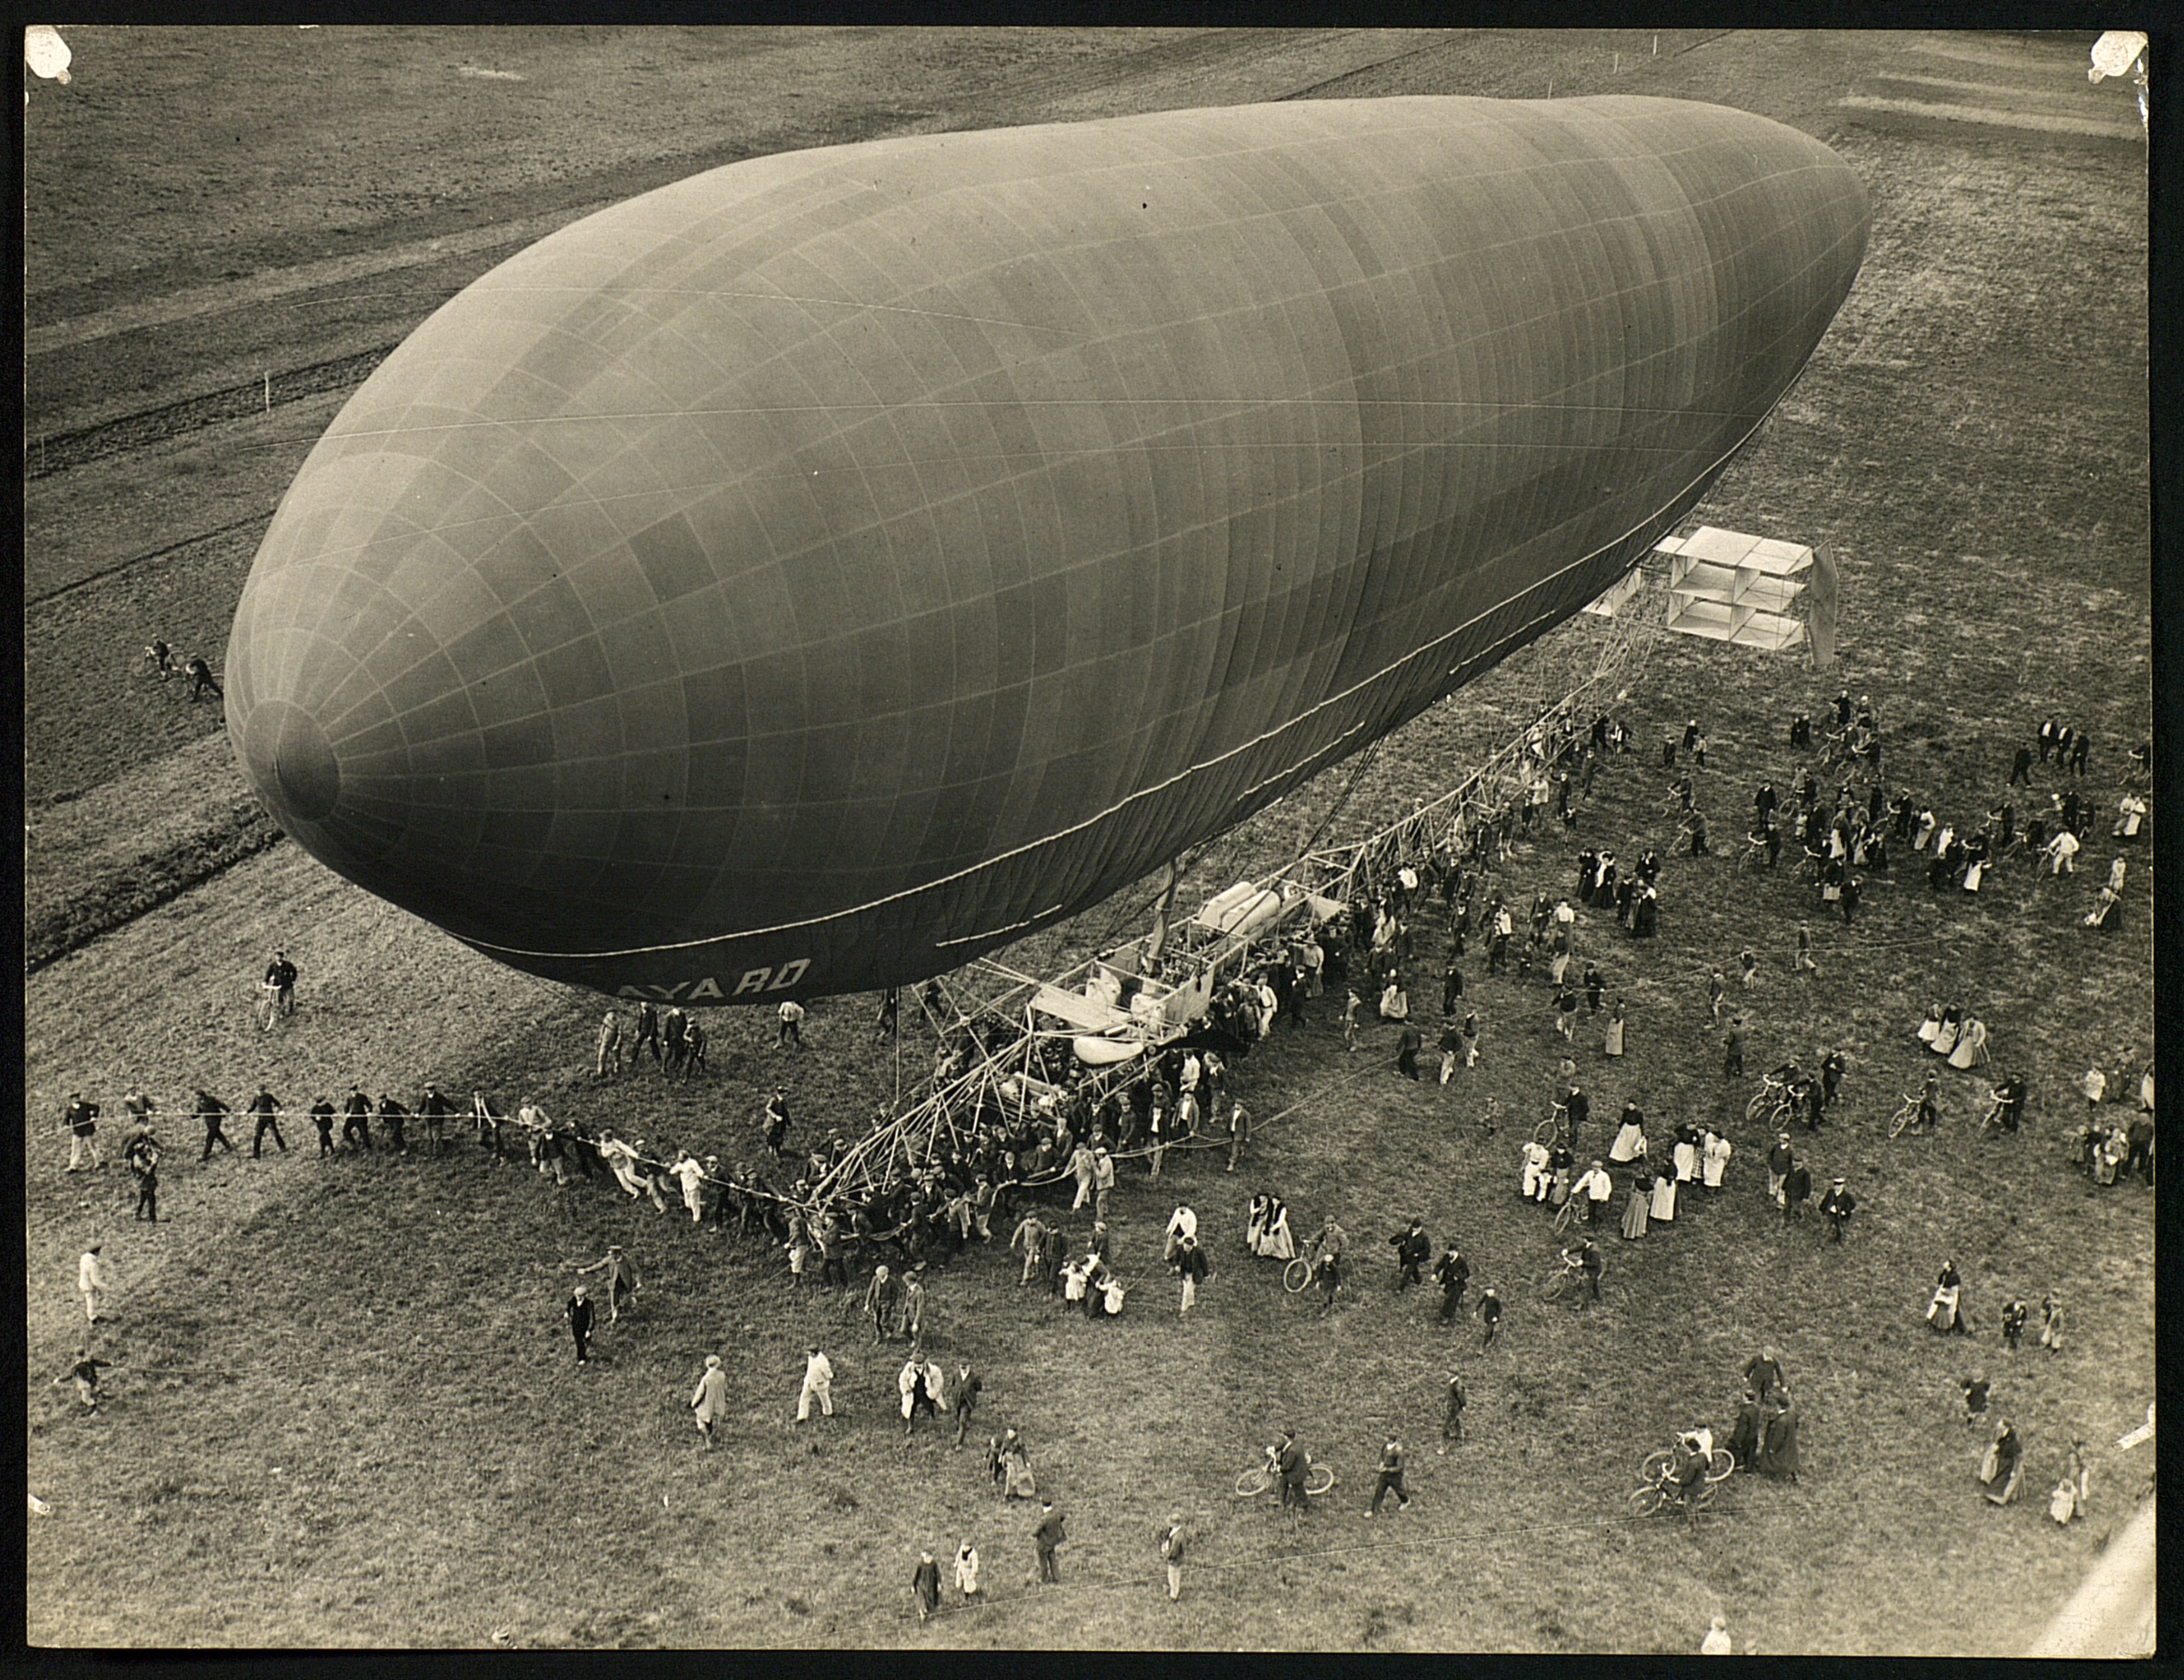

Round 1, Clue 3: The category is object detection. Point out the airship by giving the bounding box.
[227,95,1867,1004]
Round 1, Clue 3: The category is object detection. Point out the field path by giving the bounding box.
[25,209,588,359]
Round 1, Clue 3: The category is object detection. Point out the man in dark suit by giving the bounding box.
[1819,1176,1857,1242]
[1276,1431,1311,1513]
[565,1287,595,1364]
[1782,1161,1812,1226]
[1033,1501,1067,1582]
[1434,1247,1470,1323]
[1389,1219,1431,1292]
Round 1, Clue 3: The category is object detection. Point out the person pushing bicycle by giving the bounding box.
[1306,1216,1347,1312]
[1666,1428,1714,1507]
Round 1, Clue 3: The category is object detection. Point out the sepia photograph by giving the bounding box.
[22,25,2156,1652]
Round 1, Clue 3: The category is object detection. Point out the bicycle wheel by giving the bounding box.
[1283,1257,1312,1294]
[1534,1117,1561,1146]
[1639,1449,1673,1485]
[1888,1103,1913,1140]
[1234,1466,1273,1499]
[1706,1449,1734,1483]
[1627,1484,1670,1519]
[1543,1270,1575,1304]
[1745,1088,1774,1123]
[1553,1197,1585,1236]
[1306,1464,1336,1496]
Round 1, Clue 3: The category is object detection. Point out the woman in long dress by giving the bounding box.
[1702,1129,1732,1190]
[1757,1388,1801,1482]
[1948,1018,1986,1070]
[1609,1111,1647,1165]
[1928,1260,1964,1331]
[1916,1004,1945,1046]
[1002,1433,1037,1500]
[1245,1193,1270,1253]
[1982,1420,2024,1505]
[1671,1129,1699,1185]
[1261,1199,1296,1260]
[1649,1167,1677,1224]
[1621,1173,1651,1240]
[1603,1002,1626,1058]
[1930,1006,1962,1059]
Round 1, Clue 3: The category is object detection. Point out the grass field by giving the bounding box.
[22,28,2154,1652]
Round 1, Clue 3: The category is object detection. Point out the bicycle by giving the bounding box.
[1533,1101,1570,1147]
[1734,834,1771,872]
[1754,1094,1798,1132]
[1629,1446,1734,1518]
[1887,1092,1934,1140]
[1235,1452,1336,1500]
[1540,1251,1589,1305]
[1552,1193,1592,1236]
[1745,1074,1792,1123]
[255,981,284,1033]
[1281,1256,1312,1294]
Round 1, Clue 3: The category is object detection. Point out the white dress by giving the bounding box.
[1650,1173,1677,1222]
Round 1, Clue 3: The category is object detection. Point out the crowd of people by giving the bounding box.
[48,678,2150,1624]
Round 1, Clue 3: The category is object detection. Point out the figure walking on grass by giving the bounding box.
[1033,1501,1067,1583]
[1158,1512,1189,1601]
[1441,1372,1467,1447]
[576,1245,642,1322]
[564,1287,595,1365]
[690,1354,729,1450]
[53,1348,110,1413]
[796,1345,835,1421]
[1367,1439,1413,1516]
[78,1243,110,1324]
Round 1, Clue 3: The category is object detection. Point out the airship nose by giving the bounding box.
[227,520,575,940]
[242,700,342,824]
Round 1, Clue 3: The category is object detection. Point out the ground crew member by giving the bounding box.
[247,1085,286,1157]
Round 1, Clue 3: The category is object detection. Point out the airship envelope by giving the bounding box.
[228,96,1867,1003]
